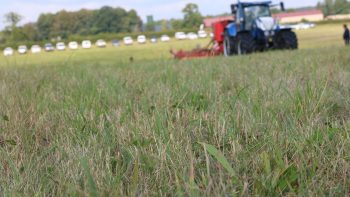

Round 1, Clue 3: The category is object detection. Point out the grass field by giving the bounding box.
[0,23,346,65]
[0,23,350,196]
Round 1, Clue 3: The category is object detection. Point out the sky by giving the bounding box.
[0,0,320,29]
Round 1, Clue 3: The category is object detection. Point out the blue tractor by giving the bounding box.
[224,1,298,56]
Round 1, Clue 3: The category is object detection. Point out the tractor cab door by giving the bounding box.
[235,4,244,31]
[244,7,254,30]
[231,4,244,31]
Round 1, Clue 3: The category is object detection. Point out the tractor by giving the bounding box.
[223,1,298,56]
[171,1,298,59]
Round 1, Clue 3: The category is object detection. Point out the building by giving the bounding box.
[203,16,234,28]
[273,10,324,23]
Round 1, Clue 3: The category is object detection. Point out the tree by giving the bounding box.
[37,13,54,39]
[92,6,117,33]
[171,19,183,30]
[127,9,142,32]
[0,32,5,44]
[4,12,22,30]
[318,0,350,16]
[182,3,203,29]
[51,10,75,38]
[161,19,169,31]
[22,23,39,41]
[333,0,350,14]
[74,9,94,35]
[91,7,141,34]
[4,12,23,41]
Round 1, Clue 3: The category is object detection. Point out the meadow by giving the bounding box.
[0,23,346,65]
[0,23,349,196]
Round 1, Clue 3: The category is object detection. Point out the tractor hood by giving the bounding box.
[255,17,277,31]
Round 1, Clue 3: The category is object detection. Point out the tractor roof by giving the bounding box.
[234,1,272,7]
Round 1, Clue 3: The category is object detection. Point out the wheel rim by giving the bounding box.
[224,36,231,57]
[237,40,242,55]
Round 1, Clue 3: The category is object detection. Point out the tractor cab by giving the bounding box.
[232,2,273,30]
[224,1,297,56]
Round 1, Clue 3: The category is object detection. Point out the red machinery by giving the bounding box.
[171,20,230,59]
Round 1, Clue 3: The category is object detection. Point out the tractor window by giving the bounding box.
[244,5,271,30]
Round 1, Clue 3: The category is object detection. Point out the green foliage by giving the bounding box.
[200,143,236,176]
[254,151,299,195]
[145,3,203,32]
[3,12,23,43]
[81,158,99,197]
[2,114,9,121]
[182,3,203,29]
[171,19,184,30]
[21,23,39,41]
[318,0,350,16]
[5,6,142,42]
[37,13,55,40]
[4,12,22,30]
[301,18,310,23]
[91,7,142,34]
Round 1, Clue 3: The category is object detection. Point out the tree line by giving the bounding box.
[2,6,143,43]
[0,3,204,46]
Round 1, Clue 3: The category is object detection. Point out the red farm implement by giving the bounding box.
[171,20,230,60]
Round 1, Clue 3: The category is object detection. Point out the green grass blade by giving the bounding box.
[81,157,98,197]
[200,142,235,176]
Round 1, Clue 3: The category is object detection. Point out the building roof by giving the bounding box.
[203,16,234,27]
[273,9,323,19]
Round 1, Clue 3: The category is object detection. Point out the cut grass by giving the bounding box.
[0,23,350,196]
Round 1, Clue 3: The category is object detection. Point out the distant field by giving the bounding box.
[297,23,344,48]
[0,39,210,67]
[0,23,346,66]
[0,23,349,196]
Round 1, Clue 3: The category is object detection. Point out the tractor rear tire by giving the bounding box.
[224,32,235,56]
[275,31,298,50]
[235,33,257,55]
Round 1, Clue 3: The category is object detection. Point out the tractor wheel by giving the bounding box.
[275,31,298,50]
[224,32,235,56]
[235,33,257,55]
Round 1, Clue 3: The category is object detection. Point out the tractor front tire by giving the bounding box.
[235,33,257,55]
[224,32,235,56]
[275,31,298,50]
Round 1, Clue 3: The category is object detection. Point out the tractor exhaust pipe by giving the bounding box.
[231,4,236,14]
[280,2,285,12]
